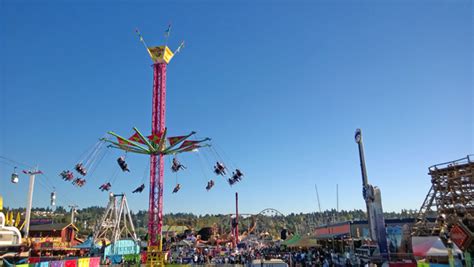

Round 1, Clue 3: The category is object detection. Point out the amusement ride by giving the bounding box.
[0,26,246,264]
[52,27,245,266]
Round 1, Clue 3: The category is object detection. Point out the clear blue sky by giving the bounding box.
[0,0,472,215]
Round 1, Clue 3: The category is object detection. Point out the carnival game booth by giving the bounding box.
[28,223,82,257]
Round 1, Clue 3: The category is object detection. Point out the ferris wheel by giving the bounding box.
[253,208,287,238]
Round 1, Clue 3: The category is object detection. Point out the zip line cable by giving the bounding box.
[0,156,34,169]
[0,156,78,207]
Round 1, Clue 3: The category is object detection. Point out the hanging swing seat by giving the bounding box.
[117,157,130,172]
[171,158,186,172]
[172,184,181,193]
[206,180,215,191]
[73,178,86,187]
[213,162,226,176]
[75,163,87,176]
[60,170,74,181]
[132,184,145,193]
[99,182,112,191]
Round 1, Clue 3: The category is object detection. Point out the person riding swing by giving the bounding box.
[73,178,86,187]
[171,158,186,172]
[132,184,145,193]
[172,184,181,193]
[231,169,244,182]
[99,182,111,191]
[60,170,74,181]
[214,162,226,176]
[75,163,87,176]
[117,156,130,172]
[206,180,215,191]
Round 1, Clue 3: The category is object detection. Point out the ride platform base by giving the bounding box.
[146,246,165,267]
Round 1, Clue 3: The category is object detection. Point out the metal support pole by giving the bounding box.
[24,168,41,238]
[315,184,321,213]
[147,62,167,266]
[24,173,35,238]
[235,192,239,247]
[355,129,373,240]
[124,195,138,241]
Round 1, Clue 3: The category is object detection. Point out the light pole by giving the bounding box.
[23,168,42,238]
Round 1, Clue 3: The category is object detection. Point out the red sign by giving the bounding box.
[450,224,472,250]
[315,223,350,237]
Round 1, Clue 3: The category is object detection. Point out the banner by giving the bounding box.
[49,261,64,267]
[18,258,100,267]
[88,258,100,267]
[64,260,76,267]
[77,258,89,267]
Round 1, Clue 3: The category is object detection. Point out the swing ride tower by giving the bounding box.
[103,30,210,266]
[147,50,168,265]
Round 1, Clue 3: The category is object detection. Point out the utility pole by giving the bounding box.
[336,183,339,221]
[23,168,42,238]
[234,192,239,248]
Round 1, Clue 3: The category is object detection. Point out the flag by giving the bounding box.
[117,137,131,145]
[180,144,200,152]
[147,133,162,144]
[175,41,185,53]
[168,136,186,147]
[179,140,199,148]
[128,132,145,144]
[178,140,200,152]
[15,212,21,227]
[164,24,172,38]
[117,137,132,150]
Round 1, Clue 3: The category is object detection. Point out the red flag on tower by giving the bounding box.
[147,133,162,144]
[168,136,187,147]
[117,137,131,145]
[179,140,200,151]
[128,133,145,144]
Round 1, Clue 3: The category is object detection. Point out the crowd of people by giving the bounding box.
[164,241,356,266]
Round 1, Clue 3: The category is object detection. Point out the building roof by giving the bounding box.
[281,234,301,246]
[314,233,348,240]
[315,217,427,229]
[288,235,320,248]
[162,225,189,233]
[29,223,78,232]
